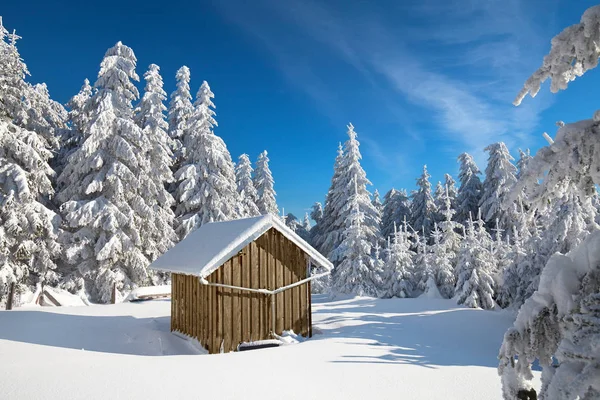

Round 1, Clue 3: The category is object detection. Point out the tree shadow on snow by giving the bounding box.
[312,297,512,369]
[0,301,198,356]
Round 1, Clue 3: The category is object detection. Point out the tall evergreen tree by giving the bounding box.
[167,66,193,169]
[455,213,496,309]
[444,173,458,213]
[456,153,483,224]
[381,221,415,298]
[411,165,437,237]
[317,143,346,257]
[0,21,62,304]
[333,179,377,296]
[134,64,177,263]
[479,142,518,232]
[235,154,260,217]
[57,79,93,176]
[330,124,382,262]
[381,188,411,240]
[57,42,155,302]
[254,150,278,216]
[174,81,239,239]
[372,189,383,216]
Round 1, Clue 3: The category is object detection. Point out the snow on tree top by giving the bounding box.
[149,214,333,278]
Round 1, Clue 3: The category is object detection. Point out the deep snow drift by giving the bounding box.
[0,295,537,399]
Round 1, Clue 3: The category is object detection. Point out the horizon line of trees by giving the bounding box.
[302,123,598,311]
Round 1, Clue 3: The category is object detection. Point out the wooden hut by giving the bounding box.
[150,215,332,354]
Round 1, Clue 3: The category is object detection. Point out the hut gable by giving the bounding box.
[149,214,333,277]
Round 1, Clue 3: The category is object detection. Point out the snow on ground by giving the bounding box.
[0,295,538,399]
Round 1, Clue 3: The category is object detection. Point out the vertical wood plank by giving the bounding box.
[292,247,301,334]
[219,263,230,352]
[242,242,252,342]
[232,254,242,351]
[251,240,260,341]
[308,280,312,338]
[259,235,268,339]
[271,229,285,335]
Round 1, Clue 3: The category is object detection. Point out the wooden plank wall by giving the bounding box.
[170,228,313,354]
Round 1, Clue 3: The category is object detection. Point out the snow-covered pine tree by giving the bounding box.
[413,226,432,293]
[315,144,345,257]
[444,173,458,212]
[435,185,463,298]
[0,19,62,305]
[479,142,518,234]
[433,180,446,224]
[302,213,311,232]
[411,165,437,238]
[381,188,411,240]
[254,150,278,216]
[456,153,483,225]
[174,81,239,239]
[333,179,377,296]
[308,201,324,248]
[167,66,193,170]
[134,63,177,265]
[20,82,65,154]
[284,213,300,232]
[454,213,496,309]
[56,42,154,302]
[500,8,600,395]
[372,189,383,216]
[57,79,93,176]
[428,223,455,298]
[235,154,260,217]
[380,221,415,298]
[330,124,382,262]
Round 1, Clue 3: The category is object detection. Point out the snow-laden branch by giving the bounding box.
[514,5,600,106]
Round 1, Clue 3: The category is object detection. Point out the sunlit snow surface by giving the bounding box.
[0,295,539,399]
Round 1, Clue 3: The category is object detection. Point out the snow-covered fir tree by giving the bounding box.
[380,221,415,298]
[411,165,437,238]
[330,124,382,262]
[479,142,518,234]
[314,143,345,257]
[56,42,155,302]
[57,79,93,175]
[308,201,324,248]
[413,227,432,293]
[167,66,193,168]
[456,153,483,225]
[428,223,455,299]
[174,81,239,239]
[333,179,378,297]
[444,173,458,211]
[433,180,446,224]
[0,20,62,305]
[372,189,383,216]
[381,188,411,240]
[454,213,496,310]
[254,150,278,216]
[20,82,65,154]
[235,154,260,217]
[133,63,177,264]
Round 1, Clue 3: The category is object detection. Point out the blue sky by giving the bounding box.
[3,0,599,218]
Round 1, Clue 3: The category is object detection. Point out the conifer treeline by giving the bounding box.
[307,124,598,310]
[0,21,279,304]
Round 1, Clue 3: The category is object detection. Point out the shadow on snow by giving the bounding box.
[311,294,513,369]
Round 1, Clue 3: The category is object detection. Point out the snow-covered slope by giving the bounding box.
[0,296,536,399]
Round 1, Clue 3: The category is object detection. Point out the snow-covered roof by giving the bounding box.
[150,215,333,277]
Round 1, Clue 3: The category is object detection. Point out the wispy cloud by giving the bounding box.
[213,0,558,172]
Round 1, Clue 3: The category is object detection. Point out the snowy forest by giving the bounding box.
[2,4,600,399]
